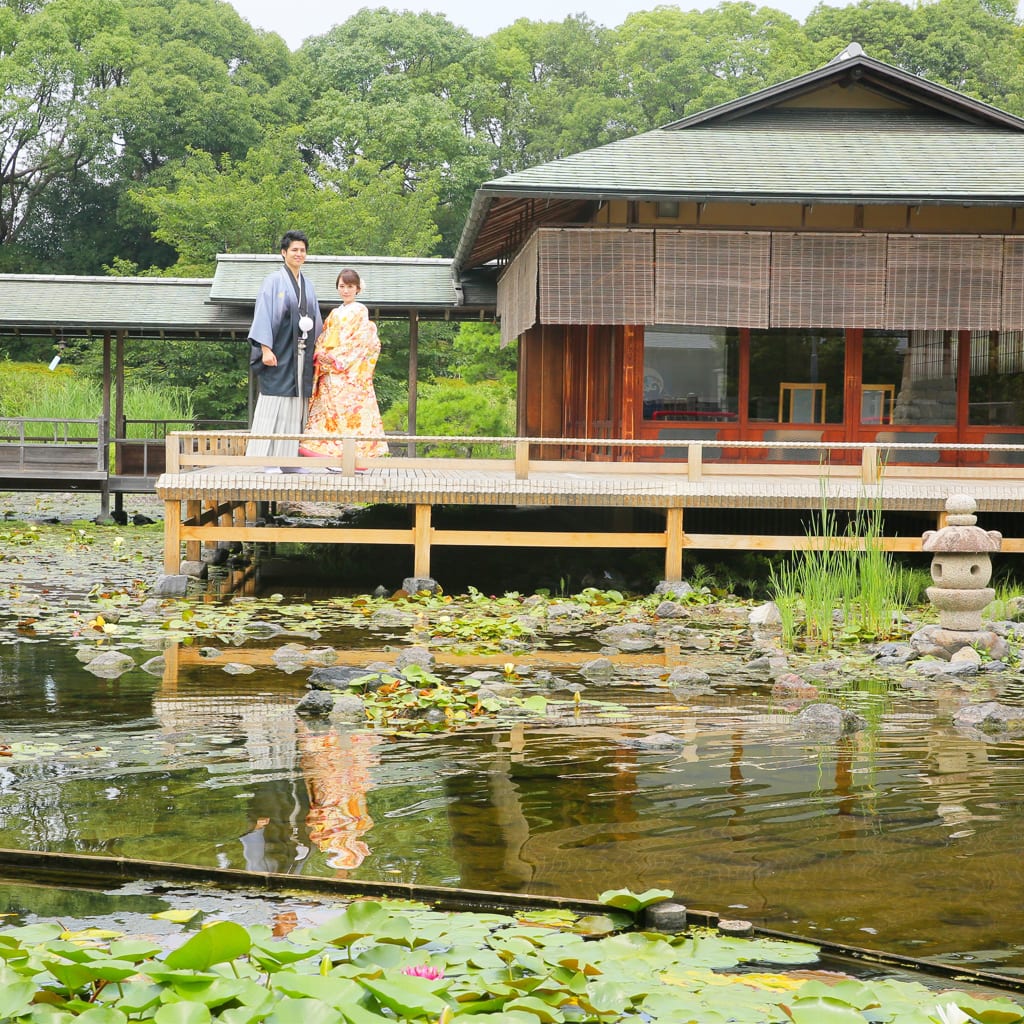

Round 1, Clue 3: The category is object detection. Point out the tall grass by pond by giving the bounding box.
[770,493,930,650]
[0,361,193,435]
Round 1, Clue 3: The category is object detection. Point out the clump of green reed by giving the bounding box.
[770,491,917,651]
[121,383,195,437]
[0,362,192,435]
[770,501,847,650]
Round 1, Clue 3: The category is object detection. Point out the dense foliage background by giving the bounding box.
[2,0,1022,425]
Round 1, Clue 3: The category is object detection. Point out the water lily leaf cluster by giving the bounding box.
[350,664,508,728]
[0,523,41,555]
[1,898,1019,1022]
[326,662,639,733]
[0,572,675,654]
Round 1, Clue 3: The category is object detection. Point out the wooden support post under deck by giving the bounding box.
[185,500,202,562]
[414,504,432,578]
[205,500,220,556]
[164,500,181,575]
[665,507,684,582]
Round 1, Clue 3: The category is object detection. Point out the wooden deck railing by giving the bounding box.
[115,418,246,478]
[161,430,1024,485]
[0,417,107,481]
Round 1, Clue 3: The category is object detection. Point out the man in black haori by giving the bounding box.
[245,230,323,472]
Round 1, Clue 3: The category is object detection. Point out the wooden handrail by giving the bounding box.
[0,416,107,474]
[159,429,1024,486]
[163,429,1024,452]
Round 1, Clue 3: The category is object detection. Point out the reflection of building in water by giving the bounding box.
[153,690,307,873]
[298,725,379,872]
[154,694,299,775]
[443,726,642,894]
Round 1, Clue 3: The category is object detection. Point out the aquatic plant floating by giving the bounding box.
[0,898,1020,1022]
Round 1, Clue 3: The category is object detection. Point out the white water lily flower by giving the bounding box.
[934,1003,974,1024]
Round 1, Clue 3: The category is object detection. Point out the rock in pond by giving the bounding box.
[296,690,335,717]
[793,702,866,737]
[308,666,375,690]
[954,701,1024,733]
[82,650,136,679]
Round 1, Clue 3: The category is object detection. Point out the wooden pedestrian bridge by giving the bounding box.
[154,430,1024,582]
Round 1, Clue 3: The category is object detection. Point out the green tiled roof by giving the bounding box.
[0,259,498,337]
[210,255,496,316]
[0,275,249,337]
[479,110,1024,203]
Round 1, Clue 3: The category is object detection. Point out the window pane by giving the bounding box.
[861,331,906,425]
[968,331,1024,427]
[748,330,844,423]
[890,331,956,426]
[643,327,738,422]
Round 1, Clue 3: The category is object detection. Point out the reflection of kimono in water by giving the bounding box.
[298,725,379,871]
[246,266,322,458]
[301,300,390,460]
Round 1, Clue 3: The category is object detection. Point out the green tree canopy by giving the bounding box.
[485,15,634,170]
[612,2,822,126]
[0,0,129,246]
[129,130,441,274]
[301,8,498,251]
[0,0,299,271]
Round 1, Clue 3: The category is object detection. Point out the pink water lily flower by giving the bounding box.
[401,965,445,980]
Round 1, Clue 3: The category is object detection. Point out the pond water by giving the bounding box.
[2,622,1023,979]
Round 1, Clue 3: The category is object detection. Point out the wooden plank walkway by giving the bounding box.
[154,431,1024,581]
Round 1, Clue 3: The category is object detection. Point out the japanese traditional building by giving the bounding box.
[453,44,1024,467]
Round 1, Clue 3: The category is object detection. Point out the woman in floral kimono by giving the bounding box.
[300,268,389,466]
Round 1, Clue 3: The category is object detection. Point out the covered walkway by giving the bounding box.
[0,257,498,513]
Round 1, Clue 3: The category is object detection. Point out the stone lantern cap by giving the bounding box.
[921,495,1002,553]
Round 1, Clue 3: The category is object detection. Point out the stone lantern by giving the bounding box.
[921,495,1001,633]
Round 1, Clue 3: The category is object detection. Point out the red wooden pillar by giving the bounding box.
[843,329,864,454]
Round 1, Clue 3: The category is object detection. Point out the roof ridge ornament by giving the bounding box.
[828,41,865,64]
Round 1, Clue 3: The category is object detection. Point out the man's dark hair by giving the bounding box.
[279,230,309,251]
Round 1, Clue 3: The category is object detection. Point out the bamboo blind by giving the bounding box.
[770,233,887,328]
[655,230,770,327]
[498,232,539,346]
[1001,237,1024,331]
[885,235,1003,330]
[518,227,1021,331]
[538,228,654,324]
